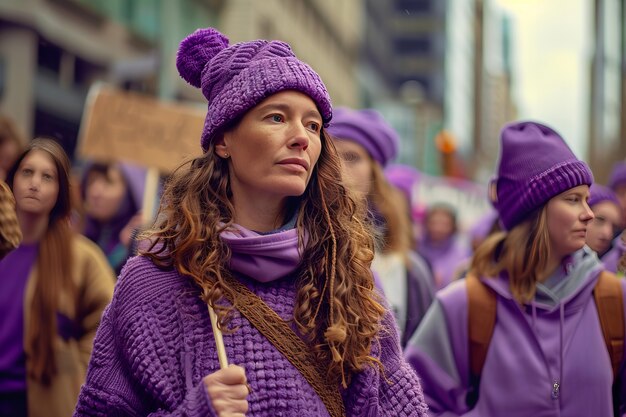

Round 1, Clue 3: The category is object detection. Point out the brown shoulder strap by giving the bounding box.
[220,275,346,417]
[594,271,625,379]
[467,273,497,379]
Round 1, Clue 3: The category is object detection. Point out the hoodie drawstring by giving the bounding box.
[551,303,565,402]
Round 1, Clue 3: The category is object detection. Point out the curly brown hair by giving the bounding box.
[141,130,385,387]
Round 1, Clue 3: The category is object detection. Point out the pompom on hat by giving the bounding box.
[176,28,333,152]
[588,183,620,209]
[326,107,399,167]
[490,121,593,230]
[608,161,626,191]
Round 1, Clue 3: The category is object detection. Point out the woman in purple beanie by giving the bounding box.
[585,183,622,260]
[74,28,427,417]
[405,121,626,416]
[327,107,435,349]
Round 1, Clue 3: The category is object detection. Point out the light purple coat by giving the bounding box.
[405,247,626,416]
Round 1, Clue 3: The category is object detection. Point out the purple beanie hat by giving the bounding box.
[176,28,332,152]
[588,183,620,208]
[491,121,593,230]
[608,161,626,190]
[326,107,399,167]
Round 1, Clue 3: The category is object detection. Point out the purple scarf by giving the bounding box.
[220,224,304,282]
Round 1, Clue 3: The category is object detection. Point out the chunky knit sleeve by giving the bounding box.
[73,257,217,417]
[344,309,429,417]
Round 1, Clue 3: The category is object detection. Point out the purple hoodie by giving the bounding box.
[74,224,427,416]
[405,247,626,416]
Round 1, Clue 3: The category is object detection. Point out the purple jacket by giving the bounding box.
[405,247,626,416]
[74,254,427,416]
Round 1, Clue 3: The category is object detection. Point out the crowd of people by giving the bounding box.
[0,26,626,417]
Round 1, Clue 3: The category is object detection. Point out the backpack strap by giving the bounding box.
[220,275,346,417]
[466,273,497,379]
[594,271,625,379]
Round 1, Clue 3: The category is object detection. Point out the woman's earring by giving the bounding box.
[223,153,229,158]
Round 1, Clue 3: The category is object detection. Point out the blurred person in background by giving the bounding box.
[0,138,116,417]
[78,161,146,274]
[74,28,427,417]
[418,202,470,290]
[328,107,434,348]
[608,161,626,229]
[406,121,626,416]
[0,115,26,181]
[585,183,622,260]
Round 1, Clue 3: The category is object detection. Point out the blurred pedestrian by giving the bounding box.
[0,178,22,259]
[0,138,115,417]
[418,202,470,289]
[585,183,622,259]
[78,161,146,274]
[74,27,427,417]
[327,107,434,348]
[405,121,626,416]
[0,114,25,181]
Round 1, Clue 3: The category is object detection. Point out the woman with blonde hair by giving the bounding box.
[74,28,427,417]
[406,121,626,416]
[0,138,115,417]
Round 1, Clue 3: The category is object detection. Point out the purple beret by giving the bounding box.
[176,28,332,152]
[492,121,593,230]
[326,107,399,167]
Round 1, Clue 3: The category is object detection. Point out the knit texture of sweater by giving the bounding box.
[74,255,427,416]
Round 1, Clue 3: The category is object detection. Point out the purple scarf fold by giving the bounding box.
[220,224,304,282]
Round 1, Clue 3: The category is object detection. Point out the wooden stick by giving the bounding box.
[141,167,160,225]
[208,305,229,369]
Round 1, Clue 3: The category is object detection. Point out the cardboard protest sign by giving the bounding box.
[78,84,204,173]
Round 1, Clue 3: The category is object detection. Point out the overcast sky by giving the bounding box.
[495,0,590,159]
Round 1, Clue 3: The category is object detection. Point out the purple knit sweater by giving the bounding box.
[74,255,427,416]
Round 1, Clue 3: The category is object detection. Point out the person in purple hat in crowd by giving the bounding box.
[327,108,434,348]
[418,202,470,290]
[74,28,427,417]
[0,139,115,417]
[608,161,626,229]
[585,183,622,261]
[405,121,626,416]
[78,161,146,274]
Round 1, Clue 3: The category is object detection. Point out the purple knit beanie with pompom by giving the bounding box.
[491,121,593,230]
[176,28,332,152]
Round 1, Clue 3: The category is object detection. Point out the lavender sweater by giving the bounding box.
[74,255,427,416]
